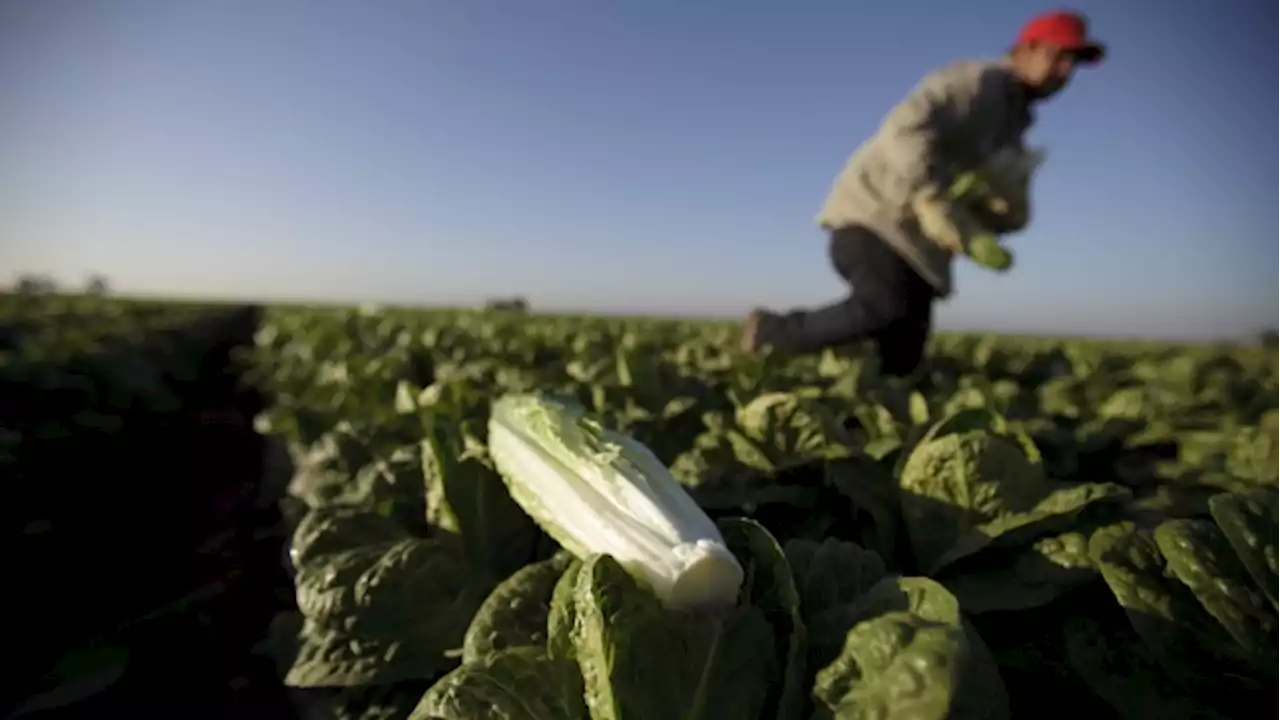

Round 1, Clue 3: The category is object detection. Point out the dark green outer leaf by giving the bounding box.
[570,554,776,720]
[329,680,438,720]
[862,437,901,462]
[1209,490,1279,610]
[294,544,390,622]
[1153,518,1278,671]
[730,391,855,470]
[410,646,587,720]
[825,458,900,562]
[285,619,438,688]
[858,577,1008,720]
[814,612,964,720]
[463,554,573,664]
[679,463,820,512]
[920,406,1042,466]
[290,505,404,570]
[287,538,490,687]
[1062,615,1229,720]
[939,529,1097,614]
[898,431,1050,573]
[1087,522,1265,692]
[783,538,886,619]
[811,577,1008,720]
[546,560,584,663]
[725,429,777,472]
[719,517,807,720]
[928,482,1130,575]
[916,407,1008,446]
[423,426,541,584]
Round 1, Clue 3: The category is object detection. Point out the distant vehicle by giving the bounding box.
[485,297,529,313]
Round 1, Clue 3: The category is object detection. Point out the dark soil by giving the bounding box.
[5,307,298,719]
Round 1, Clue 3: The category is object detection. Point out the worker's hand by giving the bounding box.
[911,183,988,253]
[918,145,1042,269]
[916,179,1014,272]
[912,184,972,254]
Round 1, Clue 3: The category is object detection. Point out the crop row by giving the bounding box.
[7,297,1275,718]
[250,305,1277,720]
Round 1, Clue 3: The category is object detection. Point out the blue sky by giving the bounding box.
[1,1,1275,338]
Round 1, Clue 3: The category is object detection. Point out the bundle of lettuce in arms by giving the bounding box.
[410,392,1011,720]
[913,145,1046,272]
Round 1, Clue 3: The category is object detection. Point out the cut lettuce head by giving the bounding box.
[488,393,745,611]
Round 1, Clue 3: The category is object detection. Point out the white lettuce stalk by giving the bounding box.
[487,393,744,611]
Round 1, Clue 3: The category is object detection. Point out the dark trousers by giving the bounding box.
[762,225,936,376]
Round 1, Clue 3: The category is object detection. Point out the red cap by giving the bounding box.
[1016,11,1106,64]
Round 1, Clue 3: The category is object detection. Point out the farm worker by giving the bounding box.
[740,11,1105,375]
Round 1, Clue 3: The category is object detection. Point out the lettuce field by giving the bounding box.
[5,295,1277,720]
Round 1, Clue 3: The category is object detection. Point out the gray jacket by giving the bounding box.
[816,58,1034,297]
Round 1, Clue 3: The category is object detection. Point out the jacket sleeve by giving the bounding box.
[879,62,1000,195]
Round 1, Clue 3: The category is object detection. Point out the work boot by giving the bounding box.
[739,309,767,354]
